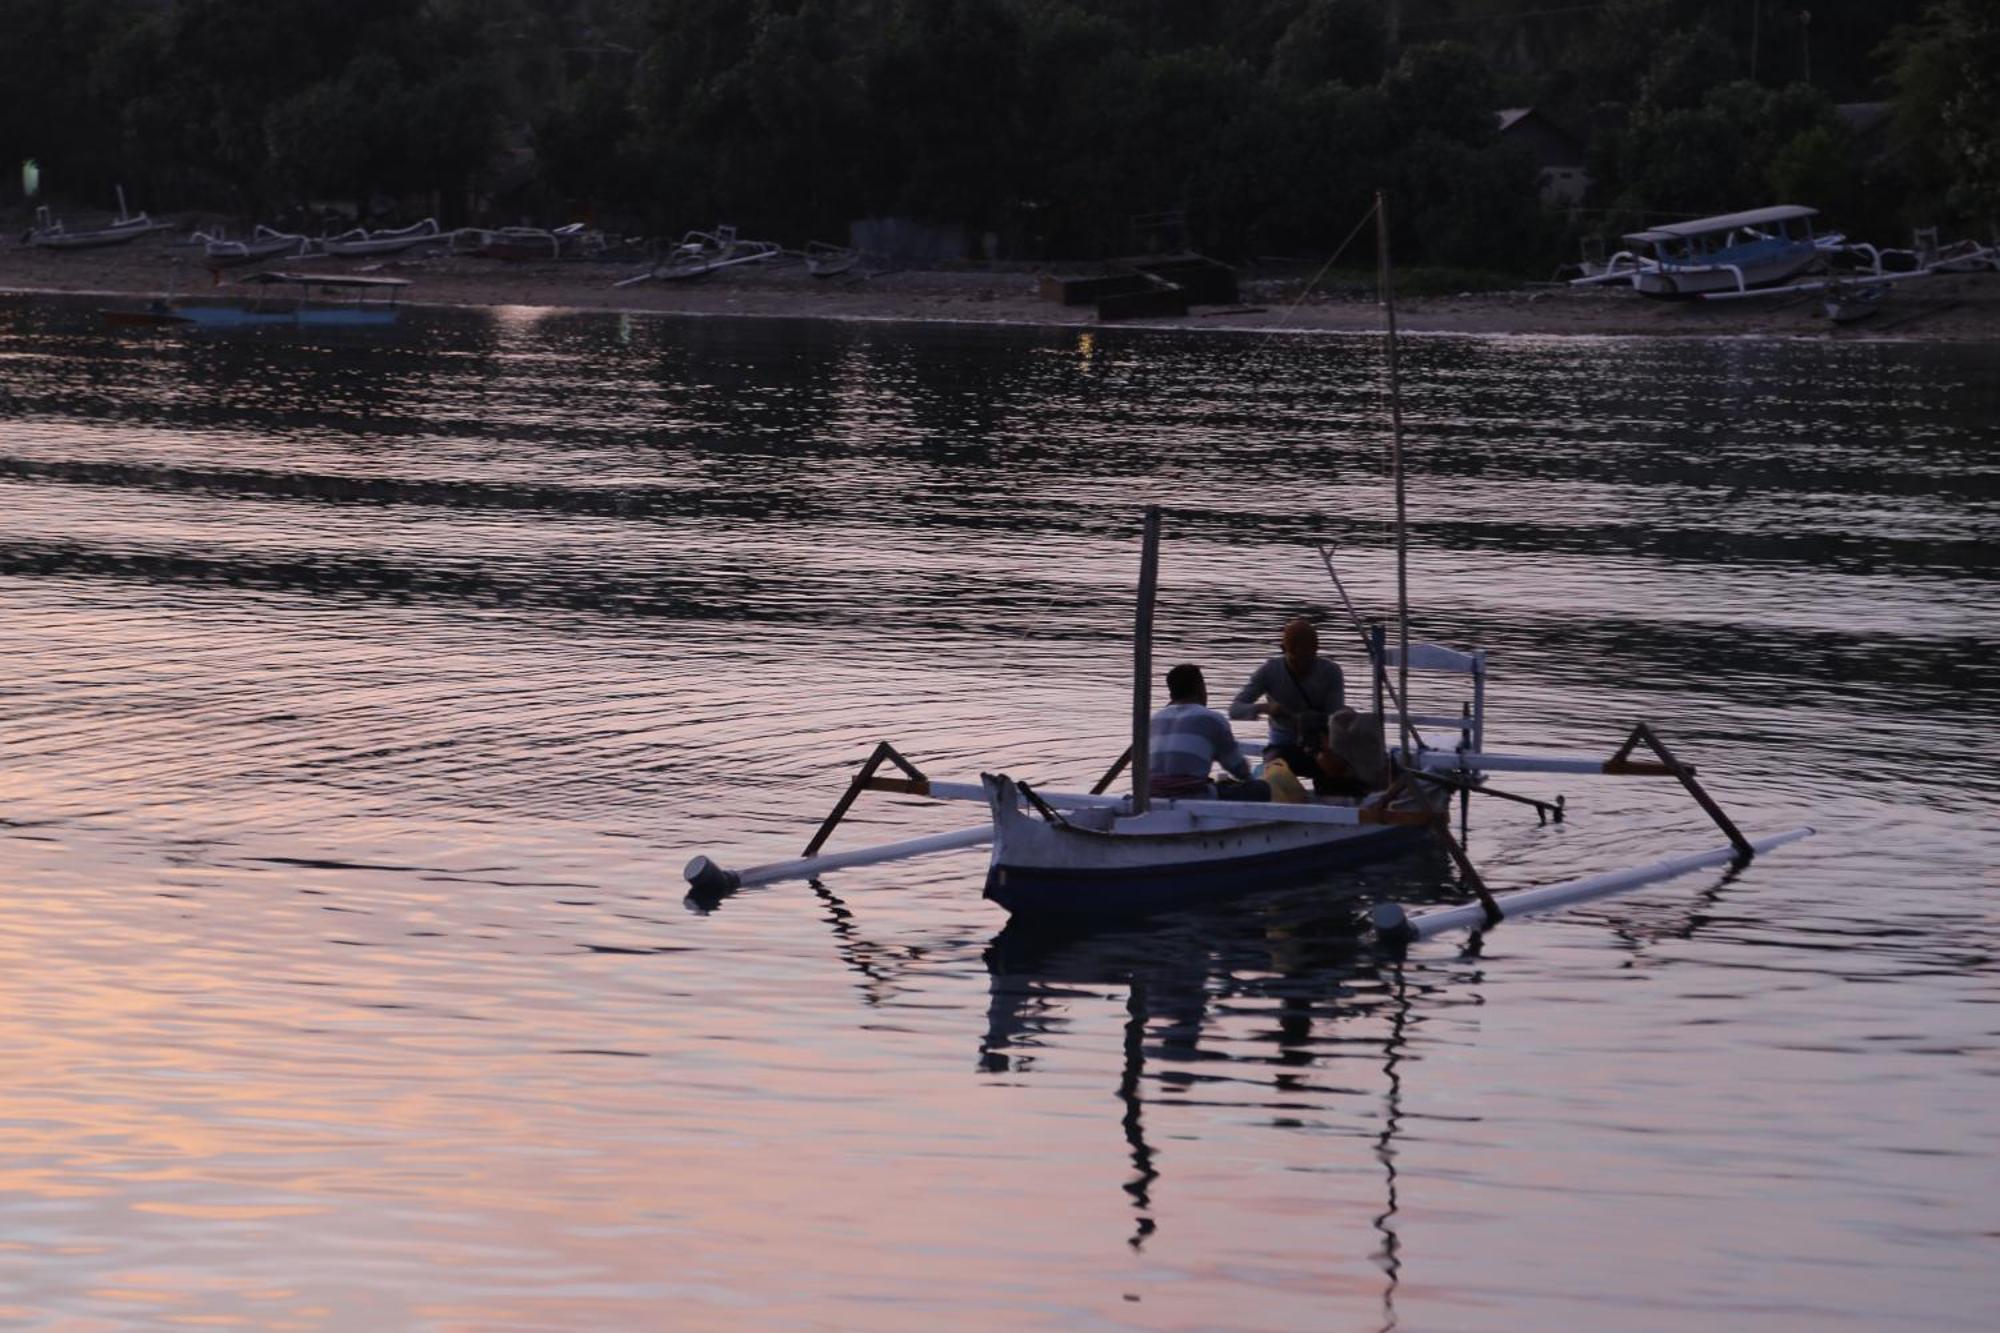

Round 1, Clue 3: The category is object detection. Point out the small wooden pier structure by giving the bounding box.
[1039,254,1240,321]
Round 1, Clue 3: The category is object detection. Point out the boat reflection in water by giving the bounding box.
[977,877,1434,1324]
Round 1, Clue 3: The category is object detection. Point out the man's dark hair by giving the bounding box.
[1165,663,1205,701]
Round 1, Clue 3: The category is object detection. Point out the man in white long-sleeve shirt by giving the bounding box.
[1149,664,1270,802]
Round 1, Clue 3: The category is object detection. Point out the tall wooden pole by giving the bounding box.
[1375,192,1413,765]
[1130,505,1162,814]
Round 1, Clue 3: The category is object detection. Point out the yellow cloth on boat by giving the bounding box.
[1263,757,1309,804]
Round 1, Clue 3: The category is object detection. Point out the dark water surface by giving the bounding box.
[1,296,1994,1329]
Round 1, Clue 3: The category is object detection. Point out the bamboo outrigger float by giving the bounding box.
[682,191,1812,942]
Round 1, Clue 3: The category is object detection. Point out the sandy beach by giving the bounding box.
[4,232,1996,340]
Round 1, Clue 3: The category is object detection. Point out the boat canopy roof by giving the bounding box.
[240,271,412,288]
[1623,205,1817,245]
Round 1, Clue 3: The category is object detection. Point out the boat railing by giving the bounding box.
[1844,241,1884,276]
[1376,639,1486,760]
[1568,249,1644,287]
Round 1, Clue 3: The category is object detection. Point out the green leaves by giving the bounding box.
[1885,0,2000,224]
[5,0,1973,262]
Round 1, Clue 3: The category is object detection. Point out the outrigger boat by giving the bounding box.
[191,224,315,267]
[684,512,1808,936]
[614,225,782,287]
[451,222,591,260]
[318,217,443,257]
[1695,233,1997,308]
[1571,205,1842,298]
[1823,281,1888,324]
[684,193,1812,942]
[804,240,862,278]
[24,188,162,250]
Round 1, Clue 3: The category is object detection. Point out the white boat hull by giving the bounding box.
[318,220,442,257]
[28,217,156,249]
[202,227,313,266]
[1631,246,1820,297]
[981,775,1427,919]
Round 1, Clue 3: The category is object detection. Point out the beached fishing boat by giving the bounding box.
[1824,282,1887,324]
[1694,229,1998,310]
[102,272,410,329]
[683,192,1811,939]
[614,225,781,286]
[1571,205,1839,297]
[453,222,589,260]
[192,224,314,266]
[24,190,160,250]
[804,240,861,278]
[1923,237,2000,273]
[318,217,443,257]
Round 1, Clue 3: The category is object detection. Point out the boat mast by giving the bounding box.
[1375,191,1413,764]
[1130,505,1162,815]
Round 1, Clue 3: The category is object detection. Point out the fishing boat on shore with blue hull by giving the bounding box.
[1572,205,1842,298]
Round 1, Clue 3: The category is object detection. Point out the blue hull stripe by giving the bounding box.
[983,823,1429,920]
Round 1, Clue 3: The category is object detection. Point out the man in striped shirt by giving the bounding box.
[1149,664,1271,802]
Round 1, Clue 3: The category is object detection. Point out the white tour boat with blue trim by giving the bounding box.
[1573,205,1838,297]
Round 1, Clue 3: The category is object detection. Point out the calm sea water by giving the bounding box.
[1,295,1994,1330]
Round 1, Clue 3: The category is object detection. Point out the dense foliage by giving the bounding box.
[1,0,1990,267]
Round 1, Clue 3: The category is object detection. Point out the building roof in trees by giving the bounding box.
[1494,107,1586,169]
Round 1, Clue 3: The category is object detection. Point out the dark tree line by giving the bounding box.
[2,0,1992,268]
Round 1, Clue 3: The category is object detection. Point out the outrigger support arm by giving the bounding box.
[1371,722,1784,944]
[1379,773,1503,928]
[1431,816,1502,928]
[1408,768,1565,824]
[1609,722,1754,860]
[1090,745,1133,796]
[802,741,931,857]
[686,741,978,897]
[1373,825,1815,944]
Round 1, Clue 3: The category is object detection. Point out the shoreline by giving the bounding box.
[4,240,1997,341]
